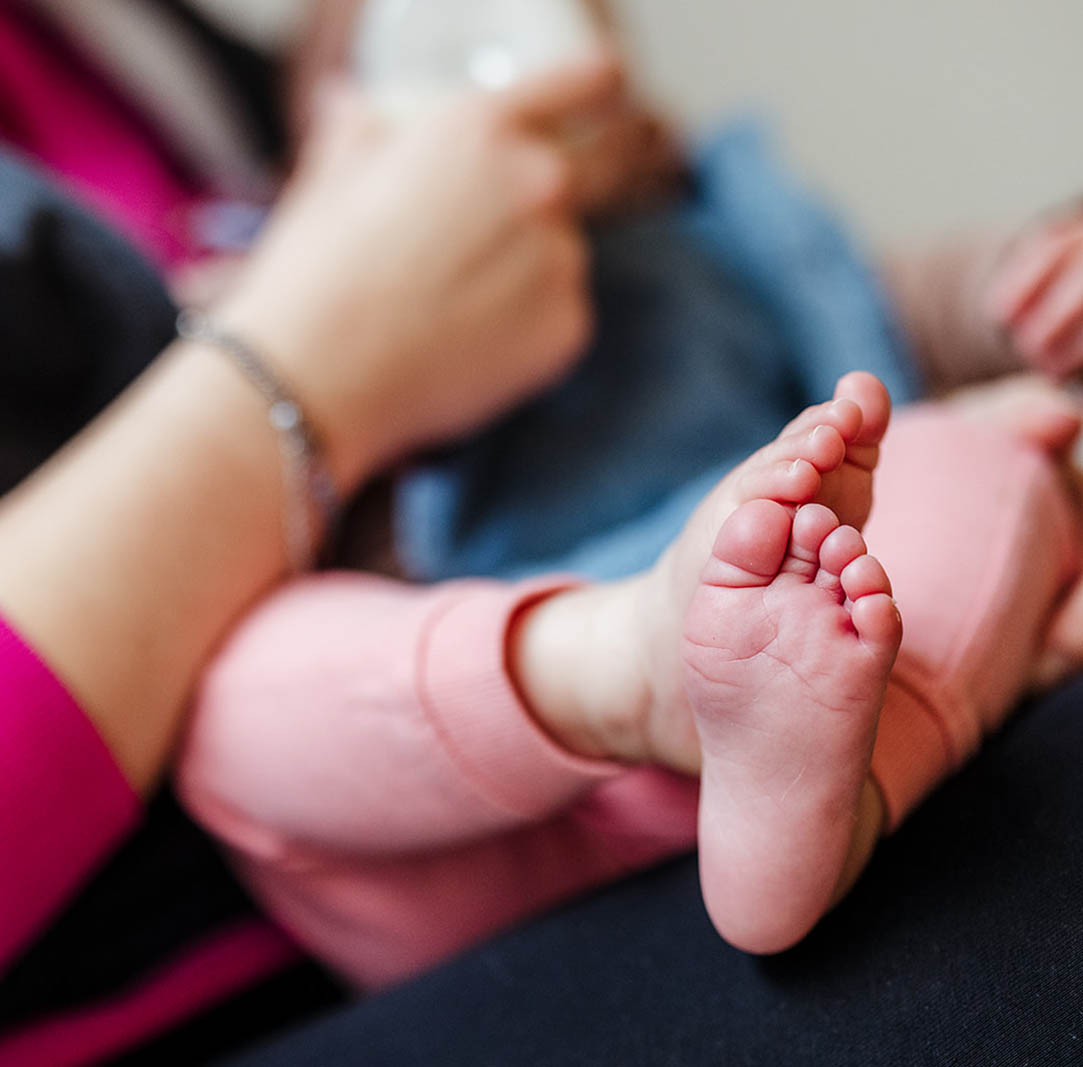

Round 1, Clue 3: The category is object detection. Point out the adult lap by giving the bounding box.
[232,675,1083,1066]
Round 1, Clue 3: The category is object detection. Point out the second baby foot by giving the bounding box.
[655,373,892,623]
[683,499,901,954]
[711,371,892,536]
[626,374,892,776]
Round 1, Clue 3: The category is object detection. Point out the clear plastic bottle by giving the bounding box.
[354,0,602,117]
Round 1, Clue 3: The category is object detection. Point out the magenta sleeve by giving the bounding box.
[0,617,140,969]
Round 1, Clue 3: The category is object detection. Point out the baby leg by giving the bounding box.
[866,406,1079,828]
[532,374,895,776]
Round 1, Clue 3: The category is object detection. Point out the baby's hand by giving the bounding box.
[986,205,1083,379]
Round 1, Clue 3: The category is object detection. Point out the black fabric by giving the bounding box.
[115,958,347,1067]
[0,793,257,1025]
[0,149,176,495]
[231,677,1083,1066]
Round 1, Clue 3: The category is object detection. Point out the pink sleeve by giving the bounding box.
[177,575,622,856]
[0,617,140,970]
[177,574,697,988]
[865,407,1078,829]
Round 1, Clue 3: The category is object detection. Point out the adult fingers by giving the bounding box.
[502,53,623,131]
[565,106,688,215]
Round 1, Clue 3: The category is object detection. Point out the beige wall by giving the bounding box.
[617,0,1083,242]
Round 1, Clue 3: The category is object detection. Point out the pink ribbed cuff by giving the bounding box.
[0,616,140,967]
[417,579,619,819]
[869,664,958,832]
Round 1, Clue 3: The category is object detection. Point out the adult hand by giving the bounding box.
[559,88,689,217]
[219,59,620,490]
[985,203,1083,380]
[288,0,685,220]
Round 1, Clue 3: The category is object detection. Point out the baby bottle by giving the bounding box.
[354,0,603,118]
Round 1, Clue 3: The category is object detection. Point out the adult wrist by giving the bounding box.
[0,341,307,792]
[176,309,341,571]
[207,289,394,495]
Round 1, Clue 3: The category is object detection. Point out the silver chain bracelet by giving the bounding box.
[176,309,340,571]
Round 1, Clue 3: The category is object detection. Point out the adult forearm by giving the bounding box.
[0,66,610,794]
[0,341,372,793]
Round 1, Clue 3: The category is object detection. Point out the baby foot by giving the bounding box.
[629,374,891,773]
[661,372,891,618]
[683,499,901,953]
[815,370,892,530]
[509,376,895,802]
[704,371,891,540]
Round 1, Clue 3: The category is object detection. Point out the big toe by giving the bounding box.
[703,499,793,587]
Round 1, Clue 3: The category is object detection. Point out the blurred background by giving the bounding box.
[196,0,1083,240]
[616,0,1083,242]
[11,0,1083,248]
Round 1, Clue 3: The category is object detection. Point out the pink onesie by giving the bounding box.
[177,405,1078,989]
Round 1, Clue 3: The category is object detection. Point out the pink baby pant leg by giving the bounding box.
[865,407,1078,829]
